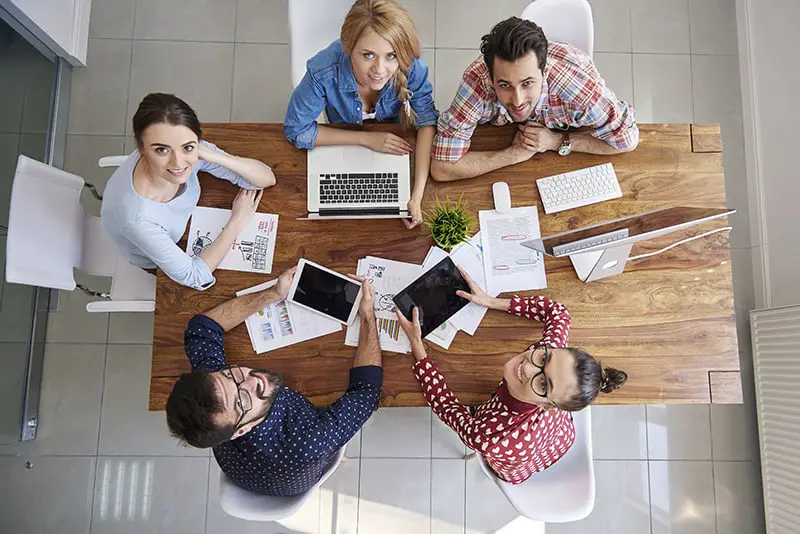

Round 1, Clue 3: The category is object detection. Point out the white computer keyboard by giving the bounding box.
[536,163,622,215]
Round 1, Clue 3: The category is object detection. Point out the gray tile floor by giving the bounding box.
[0,0,766,532]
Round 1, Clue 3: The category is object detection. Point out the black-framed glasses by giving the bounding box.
[528,343,552,399]
[222,364,253,429]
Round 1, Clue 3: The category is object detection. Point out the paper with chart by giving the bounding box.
[345,256,422,353]
[236,280,341,354]
[187,206,278,274]
[479,206,547,295]
[447,232,498,335]
[420,247,459,350]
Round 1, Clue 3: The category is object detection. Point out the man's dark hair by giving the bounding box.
[166,371,235,448]
[480,17,548,80]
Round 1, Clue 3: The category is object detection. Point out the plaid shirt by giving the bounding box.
[433,42,639,162]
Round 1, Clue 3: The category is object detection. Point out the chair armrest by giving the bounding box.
[98,156,128,168]
[86,300,155,313]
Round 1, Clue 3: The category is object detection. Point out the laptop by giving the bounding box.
[302,145,411,220]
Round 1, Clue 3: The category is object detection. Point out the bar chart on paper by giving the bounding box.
[377,317,401,341]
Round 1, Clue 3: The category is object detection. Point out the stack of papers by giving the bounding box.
[236,280,341,354]
[478,206,547,295]
[187,206,279,274]
[345,256,423,353]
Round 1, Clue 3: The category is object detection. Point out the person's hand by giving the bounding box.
[455,266,494,308]
[348,275,375,320]
[394,307,426,361]
[363,132,413,155]
[516,123,563,153]
[196,142,218,163]
[403,196,423,229]
[274,266,297,299]
[229,188,263,228]
[507,130,537,163]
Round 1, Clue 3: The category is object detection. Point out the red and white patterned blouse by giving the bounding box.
[412,296,576,484]
[432,42,639,162]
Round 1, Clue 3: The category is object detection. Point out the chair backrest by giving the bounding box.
[288,0,355,87]
[5,155,116,290]
[521,0,594,57]
[219,446,346,521]
[476,407,595,522]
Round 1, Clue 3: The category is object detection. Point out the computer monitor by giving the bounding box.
[521,206,735,282]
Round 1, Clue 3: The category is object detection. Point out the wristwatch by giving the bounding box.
[558,133,572,156]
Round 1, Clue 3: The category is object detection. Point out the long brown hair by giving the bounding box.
[340,0,420,128]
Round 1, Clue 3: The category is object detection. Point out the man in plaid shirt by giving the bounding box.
[430,17,639,182]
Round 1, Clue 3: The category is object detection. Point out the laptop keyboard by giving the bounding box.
[319,172,400,204]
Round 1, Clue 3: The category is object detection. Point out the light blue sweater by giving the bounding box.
[100,141,258,290]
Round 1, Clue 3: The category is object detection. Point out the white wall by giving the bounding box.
[0,0,90,65]
[737,0,800,309]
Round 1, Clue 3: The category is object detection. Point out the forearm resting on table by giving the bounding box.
[353,315,382,368]
[198,219,242,272]
[569,132,636,155]
[205,288,281,332]
[412,126,435,198]
[430,148,521,182]
[315,126,372,147]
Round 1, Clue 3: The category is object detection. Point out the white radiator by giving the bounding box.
[751,305,800,534]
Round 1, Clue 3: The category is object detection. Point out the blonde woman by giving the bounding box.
[284,0,437,229]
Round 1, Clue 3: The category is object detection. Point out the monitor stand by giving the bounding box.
[569,243,633,283]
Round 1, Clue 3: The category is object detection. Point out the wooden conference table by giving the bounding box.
[148,122,741,411]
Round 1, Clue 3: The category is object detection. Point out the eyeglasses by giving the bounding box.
[528,343,553,401]
[221,365,252,430]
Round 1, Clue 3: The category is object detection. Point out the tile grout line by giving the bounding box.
[123,0,138,138]
[645,405,653,534]
[687,0,697,123]
[203,455,211,534]
[229,0,239,122]
[87,342,110,534]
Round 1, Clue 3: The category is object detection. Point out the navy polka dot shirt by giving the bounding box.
[184,314,383,496]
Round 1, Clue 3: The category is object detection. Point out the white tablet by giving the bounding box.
[287,259,362,325]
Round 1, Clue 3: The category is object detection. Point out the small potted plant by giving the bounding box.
[425,195,474,251]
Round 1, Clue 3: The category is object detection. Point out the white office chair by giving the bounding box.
[474,407,595,523]
[219,446,346,521]
[521,0,594,57]
[288,0,355,88]
[5,155,156,313]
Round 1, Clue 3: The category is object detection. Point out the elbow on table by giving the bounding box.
[430,159,457,182]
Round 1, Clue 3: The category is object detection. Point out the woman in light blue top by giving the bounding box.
[101,93,276,290]
[284,0,437,229]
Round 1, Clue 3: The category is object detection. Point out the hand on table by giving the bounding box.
[516,122,563,153]
[395,306,427,362]
[274,266,298,299]
[229,188,263,229]
[455,266,493,308]
[364,132,413,155]
[348,275,375,320]
[403,196,423,229]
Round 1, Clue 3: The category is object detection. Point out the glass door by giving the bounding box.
[0,17,59,444]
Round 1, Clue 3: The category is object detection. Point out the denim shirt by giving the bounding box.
[284,40,438,149]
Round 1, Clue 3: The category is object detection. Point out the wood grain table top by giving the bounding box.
[148,122,742,410]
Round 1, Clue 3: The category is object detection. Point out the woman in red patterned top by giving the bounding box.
[395,269,627,484]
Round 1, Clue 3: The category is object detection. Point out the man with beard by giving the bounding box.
[430,17,639,182]
[166,266,381,496]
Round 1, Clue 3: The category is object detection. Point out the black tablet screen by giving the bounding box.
[393,257,470,338]
[294,264,360,322]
